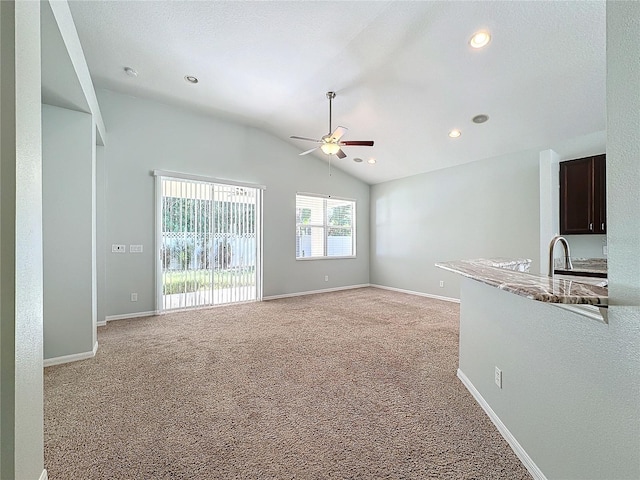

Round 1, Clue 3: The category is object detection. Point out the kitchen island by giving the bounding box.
[436,257,608,308]
[434,257,625,479]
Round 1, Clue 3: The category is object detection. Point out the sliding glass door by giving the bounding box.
[155,173,262,311]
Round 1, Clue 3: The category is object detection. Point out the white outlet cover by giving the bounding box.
[111,244,126,253]
[130,244,143,253]
[495,367,502,388]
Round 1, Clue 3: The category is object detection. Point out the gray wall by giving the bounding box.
[42,104,96,359]
[607,0,640,308]
[0,1,45,478]
[370,148,540,299]
[459,279,639,479]
[97,89,370,318]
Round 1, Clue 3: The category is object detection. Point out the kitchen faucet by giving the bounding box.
[548,235,573,279]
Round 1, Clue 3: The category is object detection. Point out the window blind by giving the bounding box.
[295,194,355,259]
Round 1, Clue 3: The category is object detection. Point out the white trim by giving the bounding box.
[152,169,266,190]
[155,174,163,313]
[296,255,357,261]
[296,192,355,202]
[370,284,460,304]
[262,284,370,301]
[39,469,48,480]
[44,341,98,367]
[97,319,106,327]
[457,369,547,480]
[104,310,157,322]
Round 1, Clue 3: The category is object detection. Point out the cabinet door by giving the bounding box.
[594,154,606,233]
[560,157,594,234]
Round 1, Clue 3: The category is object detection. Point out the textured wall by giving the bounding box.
[0,1,45,478]
[96,89,370,318]
[607,0,640,307]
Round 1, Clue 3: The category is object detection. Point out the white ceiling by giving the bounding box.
[66,0,606,185]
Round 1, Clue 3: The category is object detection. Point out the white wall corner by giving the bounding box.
[457,369,547,480]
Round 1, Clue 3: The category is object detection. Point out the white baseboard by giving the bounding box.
[44,341,98,368]
[370,284,460,304]
[39,469,48,480]
[104,310,157,323]
[457,369,547,480]
[263,284,371,301]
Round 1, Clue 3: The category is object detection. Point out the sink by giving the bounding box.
[554,268,607,279]
[554,274,608,288]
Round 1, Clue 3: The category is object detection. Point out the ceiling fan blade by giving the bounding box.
[299,146,320,156]
[328,126,348,142]
[339,140,375,147]
[290,135,322,143]
[336,149,347,159]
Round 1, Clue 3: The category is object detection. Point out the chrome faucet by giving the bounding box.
[548,235,573,278]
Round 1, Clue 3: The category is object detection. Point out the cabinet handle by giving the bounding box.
[589,223,593,231]
[601,222,605,230]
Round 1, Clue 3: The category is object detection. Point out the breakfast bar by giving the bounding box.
[435,257,608,308]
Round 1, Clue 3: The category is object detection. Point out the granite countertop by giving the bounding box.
[554,257,607,276]
[436,258,608,307]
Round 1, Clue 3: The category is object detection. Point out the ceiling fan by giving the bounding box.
[290,91,374,159]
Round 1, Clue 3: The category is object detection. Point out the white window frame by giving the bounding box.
[295,192,356,260]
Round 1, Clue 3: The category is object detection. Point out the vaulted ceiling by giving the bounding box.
[66,1,606,184]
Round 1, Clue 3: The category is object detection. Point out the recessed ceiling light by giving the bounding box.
[469,30,491,49]
[472,114,489,124]
[124,67,138,77]
[367,159,376,165]
[353,157,363,163]
[448,129,462,138]
[184,75,199,84]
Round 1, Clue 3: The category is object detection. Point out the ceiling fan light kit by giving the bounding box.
[290,91,374,161]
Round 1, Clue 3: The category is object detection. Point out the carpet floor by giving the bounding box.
[44,287,530,479]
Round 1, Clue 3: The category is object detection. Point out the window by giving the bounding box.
[296,194,356,259]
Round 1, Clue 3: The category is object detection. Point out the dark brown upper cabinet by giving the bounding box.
[560,154,606,235]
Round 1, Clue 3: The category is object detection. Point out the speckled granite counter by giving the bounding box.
[436,258,608,307]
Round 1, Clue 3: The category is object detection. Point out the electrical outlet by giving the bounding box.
[324,275,329,282]
[130,244,143,253]
[131,293,138,302]
[495,367,502,388]
[439,280,444,288]
[112,244,126,253]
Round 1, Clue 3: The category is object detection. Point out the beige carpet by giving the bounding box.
[44,287,530,479]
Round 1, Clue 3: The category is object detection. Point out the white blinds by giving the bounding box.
[157,175,262,311]
[295,194,355,259]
